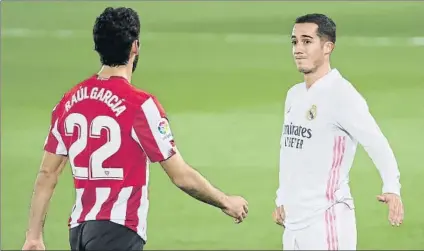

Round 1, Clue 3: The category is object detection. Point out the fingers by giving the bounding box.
[397,200,404,225]
[377,195,387,203]
[278,206,285,219]
[382,194,403,227]
[234,211,247,224]
[388,200,396,225]
[389,198,404,226]
[272,208,284,226]
[272,210,278,224]
[234,201,248,224]
[224,196,249,224]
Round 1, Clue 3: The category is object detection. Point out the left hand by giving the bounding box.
[377,193,404,226]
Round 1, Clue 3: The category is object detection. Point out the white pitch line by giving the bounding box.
[1,28,424,47]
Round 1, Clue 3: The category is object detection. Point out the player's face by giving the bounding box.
[291,23,331,74]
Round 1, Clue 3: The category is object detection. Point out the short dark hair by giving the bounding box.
[295,13,336,43]
[93,7,140,67]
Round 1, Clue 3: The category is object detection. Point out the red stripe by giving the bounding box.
[325,207,339,250]
[326,137,340,201]
[96,188,120,220]
[325,136,346,250]
[329,209,335,250]
[77,188,96,223]
[333,137,346,200]
[326,136,347,203]
[133,107,165,162]
[330,137,342,201]
[331,206,339,250]
[325,210,332,250]
[124,186,143,228]
[44,122,59,154]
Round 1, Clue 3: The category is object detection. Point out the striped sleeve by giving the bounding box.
[131,96,176,163]
[44,104,68,155]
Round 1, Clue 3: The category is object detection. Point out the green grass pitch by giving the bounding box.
[1,1,424,250]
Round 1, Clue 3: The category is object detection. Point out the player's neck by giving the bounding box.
[97,66,133,83]
[304,64,331,89]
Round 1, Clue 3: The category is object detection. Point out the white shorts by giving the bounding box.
[283,203,357,250]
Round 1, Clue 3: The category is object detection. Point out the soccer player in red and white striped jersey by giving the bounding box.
[22,7,248,251]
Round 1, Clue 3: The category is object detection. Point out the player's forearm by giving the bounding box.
[275,161,285,207]
[363,137,401,195]
[26,170,58,239]
[173,166,229,209]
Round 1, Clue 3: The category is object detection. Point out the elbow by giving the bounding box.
[35,170,59,190]
[172,169,195,190]
[172,175,190,190]
[160,154,197,190]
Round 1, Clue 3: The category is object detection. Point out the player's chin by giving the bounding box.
[298,67,313,74]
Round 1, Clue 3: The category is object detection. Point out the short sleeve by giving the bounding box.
[131,96,176,163]
[44,104,68,155]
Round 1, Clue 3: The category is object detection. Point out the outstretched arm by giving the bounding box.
[160,148,229,209]
[336,87,403,226]
[132,97,248,223]
[336,91,401,196]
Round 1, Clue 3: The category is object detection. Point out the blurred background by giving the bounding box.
[1,1,424,249]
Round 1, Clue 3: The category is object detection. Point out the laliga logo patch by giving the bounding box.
[157,118,173,140]
[306,105,317,120]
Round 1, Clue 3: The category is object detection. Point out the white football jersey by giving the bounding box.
[276,69,401,230]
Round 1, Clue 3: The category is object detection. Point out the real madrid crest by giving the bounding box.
[306,105,317,120]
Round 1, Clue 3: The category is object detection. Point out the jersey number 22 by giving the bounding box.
[65,113,124,180]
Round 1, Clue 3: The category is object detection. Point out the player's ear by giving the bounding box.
[324,41,334,55]
[132,40,140,55]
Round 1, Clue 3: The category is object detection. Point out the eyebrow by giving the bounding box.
[291,35,314,39]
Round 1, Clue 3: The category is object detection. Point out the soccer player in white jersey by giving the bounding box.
[272,13,404,250]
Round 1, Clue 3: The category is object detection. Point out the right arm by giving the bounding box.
[132,96,229,209]
[160,148,229,209]
[273,148,286,226]
[273,87,296,225]
[275,87,294,208]
[274,131,286,225]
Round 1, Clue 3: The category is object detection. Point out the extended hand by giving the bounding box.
[377,193,404,226]
[221,195,248,224]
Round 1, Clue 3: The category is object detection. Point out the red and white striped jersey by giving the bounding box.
[44,74,176,241]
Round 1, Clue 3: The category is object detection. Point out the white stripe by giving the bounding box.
[44,126,52,147]
[141,98,173,160]
[131,127,151,164]
[43,105,59,147]
[70,188,84,227]
[110,186,133,225]
[137,160,150,241]
[51,119,67,155]
[84,187,111,221]
[2,28,423,47]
